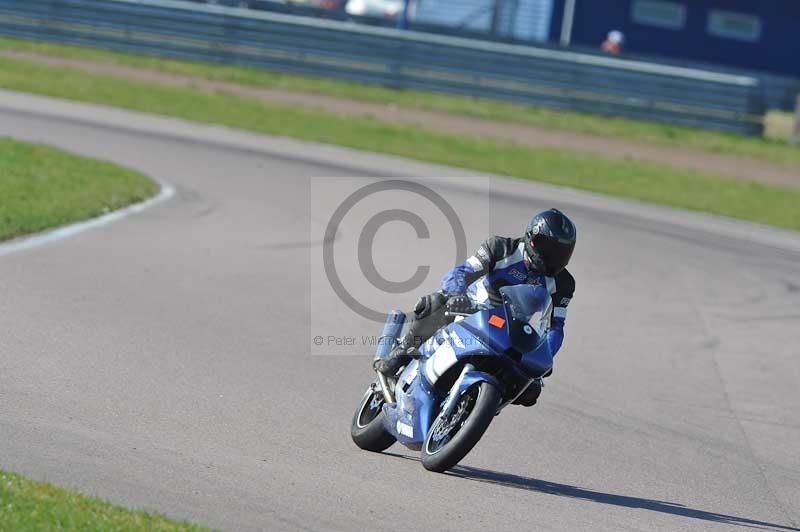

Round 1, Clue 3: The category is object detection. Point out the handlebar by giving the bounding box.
[444,311,473,317]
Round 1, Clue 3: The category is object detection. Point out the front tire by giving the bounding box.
[351,385,396,452]
[421,382,501,472]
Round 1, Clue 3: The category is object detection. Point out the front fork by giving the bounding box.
[439,364,475,419]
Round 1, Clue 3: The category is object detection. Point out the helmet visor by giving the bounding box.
[533,234,574,276]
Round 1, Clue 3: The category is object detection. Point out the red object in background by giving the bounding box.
[602,30,624,55]
[602,40,621,55]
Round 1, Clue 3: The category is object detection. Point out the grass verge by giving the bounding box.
[0,470,210,531]
[0,138,158,241]
[0,36,798,167]
[0,54,798,231]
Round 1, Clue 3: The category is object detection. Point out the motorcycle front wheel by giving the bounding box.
[350,384,396,452]
[421,382,501,472]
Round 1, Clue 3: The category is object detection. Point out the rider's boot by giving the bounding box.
[373,332,417,378]
[513,378,544,406]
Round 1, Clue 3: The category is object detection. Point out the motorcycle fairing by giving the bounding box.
[382,308,514,447]
[379,283,555,448]
[381,359,436,449]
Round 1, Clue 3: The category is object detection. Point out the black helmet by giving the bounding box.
[524,209,576,276]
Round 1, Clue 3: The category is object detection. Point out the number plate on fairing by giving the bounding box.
[396,420,414,438]
[401,359,419,388]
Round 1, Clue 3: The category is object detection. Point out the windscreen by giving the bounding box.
[499,284,551,323]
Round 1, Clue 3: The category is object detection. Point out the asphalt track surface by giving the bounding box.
[1,90,799,532]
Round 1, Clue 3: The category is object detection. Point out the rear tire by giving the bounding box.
[350,385,396,452]
[421,382,501,472]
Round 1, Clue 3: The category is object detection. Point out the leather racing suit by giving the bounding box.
[381,235,575,405]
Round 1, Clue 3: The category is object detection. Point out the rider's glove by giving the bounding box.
[413,292,447,318]
[445,294,473,314]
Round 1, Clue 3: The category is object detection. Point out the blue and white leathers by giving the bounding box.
[441,239,571,358]
[380,284,554,450]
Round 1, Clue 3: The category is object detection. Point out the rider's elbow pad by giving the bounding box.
[440,261,477,294]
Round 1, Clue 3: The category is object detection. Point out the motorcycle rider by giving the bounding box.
[374,208,576,406]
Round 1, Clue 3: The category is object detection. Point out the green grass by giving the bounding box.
[0,138,158,241]
[0,36,798,167]
[0,54,798,231]
[0,470,210,531]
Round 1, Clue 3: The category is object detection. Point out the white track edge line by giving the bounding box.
[0,179,175,257]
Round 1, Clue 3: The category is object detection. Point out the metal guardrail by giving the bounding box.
[606,47,800,113]
[760,74,800,113]
[0,0,766,134]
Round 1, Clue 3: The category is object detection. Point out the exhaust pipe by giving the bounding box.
[373,310,406,404]
[376,372,395,404]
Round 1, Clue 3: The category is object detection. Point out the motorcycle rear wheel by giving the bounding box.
[421,382,501,472]
[350,384,396,452]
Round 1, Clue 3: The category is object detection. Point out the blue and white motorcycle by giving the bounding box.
[350,284,554,472]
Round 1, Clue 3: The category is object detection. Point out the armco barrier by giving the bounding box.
[0,0,766,134]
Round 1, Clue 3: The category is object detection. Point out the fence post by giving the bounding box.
[794,95,800,144]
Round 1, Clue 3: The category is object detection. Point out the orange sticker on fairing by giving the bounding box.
[488,315,506,328]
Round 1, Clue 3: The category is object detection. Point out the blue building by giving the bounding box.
[550,0,800,78]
